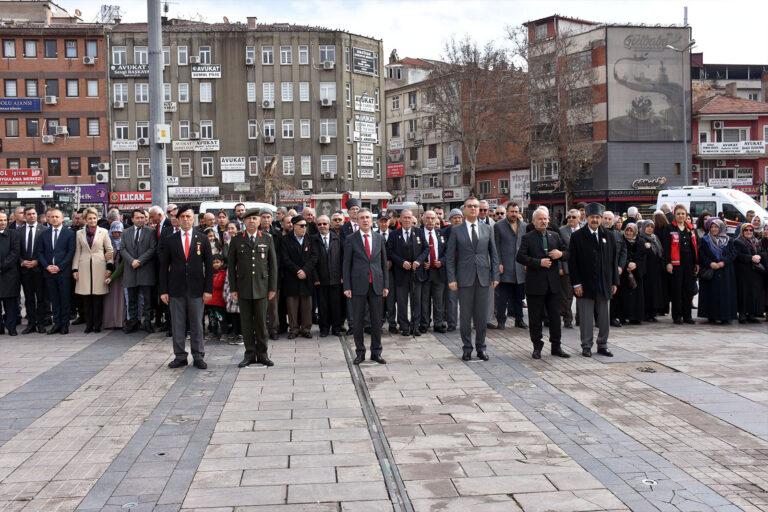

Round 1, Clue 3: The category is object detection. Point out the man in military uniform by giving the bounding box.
[228,208,278,368]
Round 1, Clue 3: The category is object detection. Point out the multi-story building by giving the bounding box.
[693,53,767,102]
[384,55,468,209]
[525,15,693,217]
[0,0,109,210]
[107,18,388,214]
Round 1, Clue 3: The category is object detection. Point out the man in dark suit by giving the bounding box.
[343,208,389,365]
[259,210,282,340]
[417,210,447,333]
[38,208,75,335]
[516,208,569,360]
[387,209,427,337]
[151,205,175,333]
[0,213,20,335]
[280,215,318,339]
[446,198,499,362]
[376,215,397,333]
[569,203,618,358]
[341,198,361,238]
[122,209,157,333]
[159,204,213,369]
[602,211,627,328]
[19,206,49,334]
[313,215,344,337]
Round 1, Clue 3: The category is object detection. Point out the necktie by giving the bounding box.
[404,230,409,244]
[250,235,255,245]
[353,223,359,233]
[184,231,190,260]
[27,226,33,255]
[134,228,140,246]
[471,224,478,248]
[363,234,372,283]
[542,232,549,252]
[324,236,329,252]
[428,230,436,264]
[157,224,161,239]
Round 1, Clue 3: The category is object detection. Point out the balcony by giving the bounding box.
[697,141,766,159]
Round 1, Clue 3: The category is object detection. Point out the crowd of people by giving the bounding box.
[0,196,765,367]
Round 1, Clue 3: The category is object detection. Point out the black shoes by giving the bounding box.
[238,357,256,368]
[551,347,571,358]
[319,332,329,338]
[582,348,592,357]
[84,327,92,334]
[371,356,387,364]
[287,332,297,340]
[563,322,573,329]
[610,319,622,328]
[597,348,613,357]
[37,326,46,334]
[447,326,456,332]
[532,349,542,360]
[301,331,313,339]
[47,326,61,335]
[168,359,188,368]
[674,318,683,325]
[61,327,69,334]
[193,359,208,369]
[332,329,343,336]
[476,351,489,361]
[461,352,472,361]
[256,357,274,367]
[486,323,499,330]
[353,354,365,365]
[419,326,428,334]
[72,317,85,325]
[515,320,528,329]
[388,326,399,335]
[270,332,279,340]
[412,329,421,337]
[683,318,695,325]
[400,329,410,337]
[8,328,17,336]
[22,325,35,335]
[434,326,447,333]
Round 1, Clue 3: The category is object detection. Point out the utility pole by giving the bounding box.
[148,0,167,207]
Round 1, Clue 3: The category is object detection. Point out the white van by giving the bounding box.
[199,201,276,219]
[656,187,768,232]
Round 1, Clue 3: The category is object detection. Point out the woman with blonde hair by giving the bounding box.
[73,207,114,333]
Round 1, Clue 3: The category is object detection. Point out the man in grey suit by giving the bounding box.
[493,202,527,329]
[558,209,581,328]
[343,208,389,365]
[122,209,157,333]
[446,198,499,362]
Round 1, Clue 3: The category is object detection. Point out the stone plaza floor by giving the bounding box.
[0,316,765,511]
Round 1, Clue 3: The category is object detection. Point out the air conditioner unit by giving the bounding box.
[245,56,255,65]
[409,103,417,110]
[82,56,95,65]
[189,131,200,140]
[137,137,149,146]
[320,98,333,107]
[138,181,151,191]
[713,121,724,129]
[262,99,274,109]
[716,159,726,167]
[321,171,336,179]
[44,95,57,105]
[301,180,313,190]
[322,60,335,70]
[41,135,55,144]
[500,187,509,194]
[189,56,200,64]
[407,132,416,140]
[263,135,275,143]
[319,135,331,144]
[691,164,699,172]
[95,171,109,183]
[55,126,68,136]
[113,101,124,109]
[97,162,110,171]
[409,160,418,168]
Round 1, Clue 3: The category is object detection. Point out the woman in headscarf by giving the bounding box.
[733,221,767,323]
[103,221,126,329]
[638,220,664,322]
[617,223,647,324]
[697,218,737,324]
[661,204,699,324]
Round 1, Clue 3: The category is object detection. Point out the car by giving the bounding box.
[198,201,277,219]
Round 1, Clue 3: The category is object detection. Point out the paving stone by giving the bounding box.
[287,481,388,503]
[182,485,286,508]
[405,479,459,499]
[452,474,556,495]
[241,467,336,486]
[411,495,522,512]
[398,462,466,480]
[336,464,385,482]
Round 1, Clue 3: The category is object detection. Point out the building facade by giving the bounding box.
[693,53,768,102]
[107,18,388,214]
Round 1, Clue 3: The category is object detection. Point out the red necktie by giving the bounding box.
[428,230,436,264]
[363,233,372,283]
[184,231,190,260]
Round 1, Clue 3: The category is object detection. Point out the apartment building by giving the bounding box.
[107,18,388,214]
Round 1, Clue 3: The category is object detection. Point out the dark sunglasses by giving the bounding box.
[316,222,329,226]
[494,212,504,216]
[479,208,488,211]
[294,223,307,228]
[332,218,342,222]
[567,215,578,219]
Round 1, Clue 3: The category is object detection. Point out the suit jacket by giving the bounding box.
[341,221,358,239]
[280,235,318,297]
[494,218,526,284]
[558,225,580,274]
[516,229,568,295]
[0,230,20,298]
[607,228,627,269]
[416,227,447,283]
[121,225,157,287]
[446,221,499,288]
[568,225,619,301]
[19,223,48,274]
[343,230,388,296]
[38,226,76,274]
[155,218,174,243]
[159,229,213,298]
[387,227,428,284]
[312,231,343,286]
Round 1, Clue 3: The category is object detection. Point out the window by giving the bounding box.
[180,157,192,177]
[764,125,768,142]
[282,119,294,138]
[115,159,130,179]
[85,40,98,57]
[135,83,149,103]
[263,120,275,137]
[65,79,78,97]
[248,156,259,176]
[407,91,417,109]
[28,158,40,169]
[715,127,749,142]
[3,40,16,58]
[113,83,128,103]
[44,39,57,58]
[112,46,126,65]
[26,118,38,137]
[248,119,258,139]
[179,120,190,140]
[178,45,188,65]
[567,51,592,72]
[163,83,172,102]
[262,46,273,64]
[114,121,129,140]
[199,82,212,102]
[137,158,150,178]
[280,45,292,65]
[478,181,491,195]
[46,119,59,135]
[86,79,98,97]
[409,147,418,161]
[499,178,509,192]
[345,82,351,106]
[45,79,59,98]
[85,156,100,175]
[320,119,337,138]
[298,45,308,65]
[66,118,80,136]
[535,23,548,41]
[136,121,149,140]
[247,82,257,102]
[281,82,293,102]
[408,119,417,133]
[674,162,681,176]
[64,40,77,58]
[4,80,17,97]
[699,131,709,143]
[199,46,211,64]
[346,156,352,180]
[300,119,310,138]
[299,82,309,101]
[6,158,20,169]
[24,40,37,58]
[282,156,295,175]
[345,120,351,141]
[201,157,214,177]
[48,158,61,177]
[319,45,335,63]
[409,176,419,189]
[5,119,19,137]
[531,159,559,181]
[391,122,400,137]
[166,158,173,176]
[245,46,255,62]
[200,120,213,139]
[87,118,99,136]
[162,46,170,66]
[722,203,744,222]
[375,157,381,180]
[690,201,717,218]
[748,92,759,101]
[262,82,275,102]
[422,175,441,188]
[301,155,311,176]
[134,46,148,65]
[319,82,336,101]
[345,46,350,70]
[428,144,437,159]
[25,79,37,97]
[178,83,189,102]
[388,67,402,80]
[68,157,81,176]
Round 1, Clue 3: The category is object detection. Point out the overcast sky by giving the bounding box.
[68,0,768,65]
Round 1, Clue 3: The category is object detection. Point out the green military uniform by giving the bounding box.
[228,222,278,364]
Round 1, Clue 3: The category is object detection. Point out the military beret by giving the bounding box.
[585,202,605,217]
[176,204,194,217]
[291,215,304,225]
[243,208,261,219]
[346,198,361,208]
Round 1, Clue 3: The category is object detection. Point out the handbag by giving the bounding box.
[699,268,714,281]
[626,271,638,290]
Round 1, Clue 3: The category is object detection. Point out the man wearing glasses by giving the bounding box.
[312,215,344,336]
[280,215,318,339]
[478,200,495,226]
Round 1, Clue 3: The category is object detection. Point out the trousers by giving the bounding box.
[458,278,489,353]
[169,295,205,361]
[576,296,610,349]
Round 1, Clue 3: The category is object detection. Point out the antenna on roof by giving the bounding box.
[74,9,82,17]
[223,16,229,24]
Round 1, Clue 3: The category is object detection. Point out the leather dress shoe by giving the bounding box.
[301,331,313,339]
[531,349,542,360]
[515,320,528,329]
[419,326,428,334]
[434,326,447,333]
[238,357,256,368]
[346,328,354,335]
[551,347,571,358]
[72,317,85,325]
[353,354,365,365]
[388,326,399,334]
[364,326,371,334]
[84,327,93,334]
[270,332,279,340]
[22,325,35,335]
[673,318,683,325]
[168,359,188,368]
[597,348,613,357]
[37,326,46,334]
[0,325,4,334]
[371,356,387,364]
[193,359,208,369]
[8,328,17,336]
[332,329,343,336]
[287,332,297,340]
[47,326,61,335]
[94,327,102,333]
[563,322,574,329]
[476,351,489,361]
[412,329,421,337]
[683,318,696,325]
[582,348,592,357]
[447,326,456,332]
[610,319,622,327]
[400,330,411,337]
[319,332,329,338]
[461,352,472,361]
[256,357,274,367]
[60,326,69,334]
[486,323,498,330]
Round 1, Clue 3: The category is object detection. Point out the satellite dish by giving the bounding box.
[75,9,82,16]
[223,16,229,24]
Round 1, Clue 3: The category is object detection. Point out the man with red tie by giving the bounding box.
[343,209,389,365]
[159,204,213,369]
[417,210,447,333]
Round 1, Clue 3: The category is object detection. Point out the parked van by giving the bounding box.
[198,201,276,219]
[656,187,768,232]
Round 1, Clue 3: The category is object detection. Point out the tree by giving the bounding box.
[507,24,602,209]
[256,155,298,204]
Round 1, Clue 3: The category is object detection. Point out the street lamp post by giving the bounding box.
[666,40,696,187]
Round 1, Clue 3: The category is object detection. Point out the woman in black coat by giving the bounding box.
[661,205,699,324]
[618,223,647,324]
[697,219,737,324]
[638,220,664,322]
[733,223,767,323]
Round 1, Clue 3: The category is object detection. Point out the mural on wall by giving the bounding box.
[608,27,691,142]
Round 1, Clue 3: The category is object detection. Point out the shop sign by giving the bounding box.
[220,156,246,170]
[222,171,245,183]
[357,154,374,167]
[532,180,561,193]
[426,158,438,170]
[354,94,376,112]
[44,184,108,204]
[388,138,403,150]
[110,64,149,78]
[358,142,374,155]
[166,176,179,186]
[0,168,44,185]
[358,167,375,179]
[172,139,220,152]
[191,64,221,78]
[112,139,138,151]
[163,101,177,113]
[387,149,404,164]
[700,141,767,155]
[168,186,219,199]
[352,47,377,76]
[109,191,152,203]
[386,163,405,178]
[0,98,41,113]
[709,177,753,187]
[632,176,668,190]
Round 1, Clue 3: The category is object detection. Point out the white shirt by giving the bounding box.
[465,220,479,238]
[25,223,37,255]
[424,227,440,260]
[402,228,411,242]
